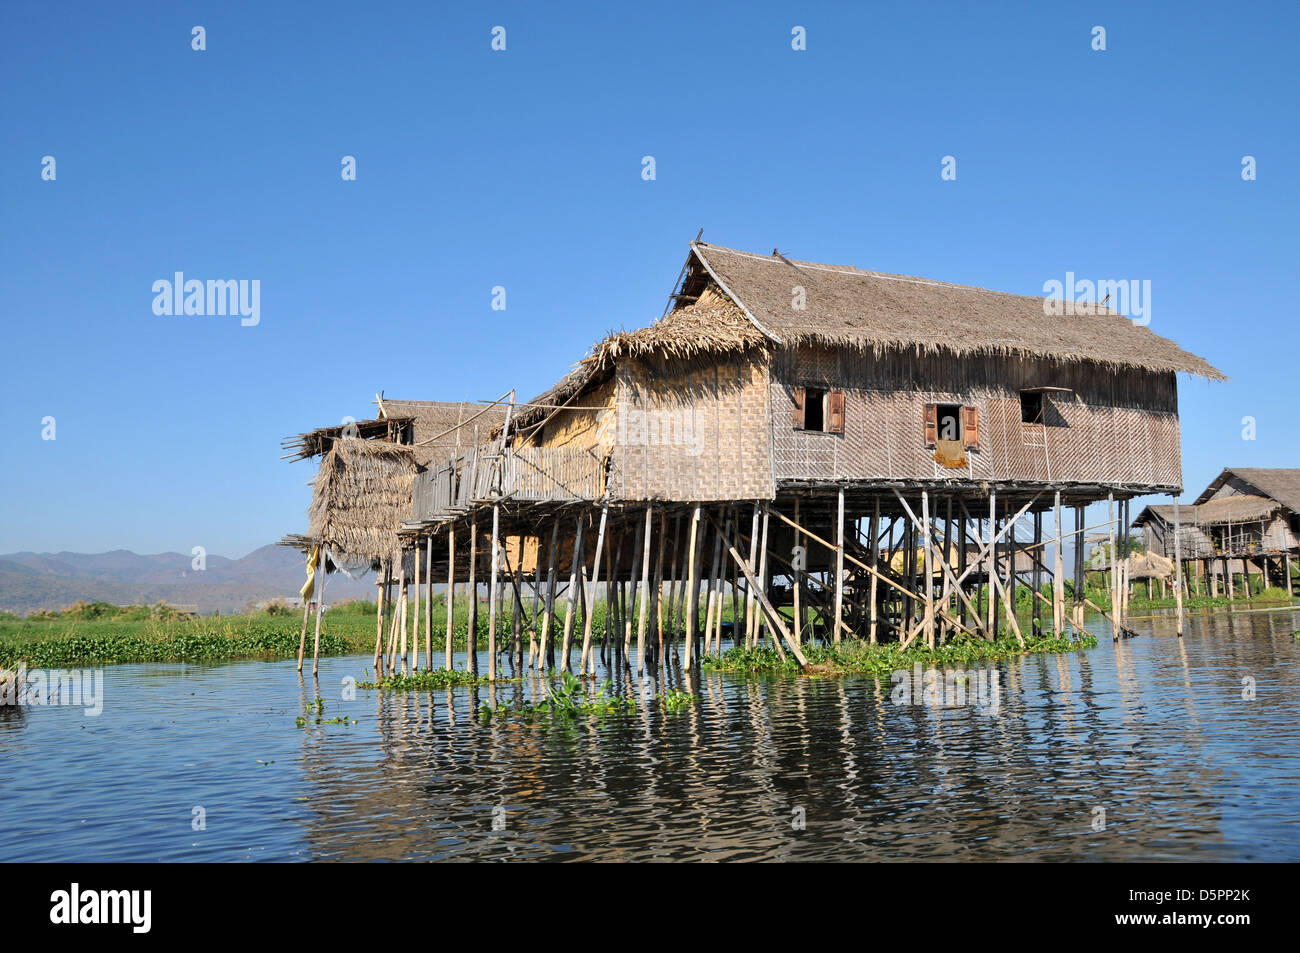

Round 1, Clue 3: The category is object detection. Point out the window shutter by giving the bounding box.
[924,403,938,447]
[827,390,845,434]
[792,386,806,430]
[961,405,981,450]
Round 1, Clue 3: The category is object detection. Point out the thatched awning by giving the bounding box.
[308,438,417,569]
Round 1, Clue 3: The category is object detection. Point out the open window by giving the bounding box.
[924,403,980,450]
[1020,386,1072,427]
[792,386,844,434]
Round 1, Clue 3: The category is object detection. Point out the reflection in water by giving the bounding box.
[1,607,1297,861]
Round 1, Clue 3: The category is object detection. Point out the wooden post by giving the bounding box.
[581,501,609,676]
[869,498,880,644]
[703,510,723,656]
[1052,491,1065,637]
[712,514,809,668]
[425,534,433,671]
[626,516,644,657]
[396,554,408,676]
[653,510,666,663]
[834,488,846,644]
[668,512,684,647]
[792,498,803,644]
[512,568,524,675]
[445,532,456,671]
[467,518,478,677]
[561,515,585,673]
[636,507,652,673]
[1286,551,1294,599]
[1173,495,1184,636]
[540,518,559,671]
[412,536,421,673]
[921,491,934,648]
[756,503,771,647]
[744,504,760,645]
[487,504,501,681]
[988,491,998,636]
[372,562,386,674]
[683,504,701,671]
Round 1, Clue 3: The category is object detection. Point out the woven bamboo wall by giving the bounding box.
[769,346,1182,488]
[612,356,773,502]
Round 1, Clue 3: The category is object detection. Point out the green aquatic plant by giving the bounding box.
[703,632,1096,678]
[357,668,484,691]
[296,696,357,728]
[662,688,693,713]
[481,672,637,723]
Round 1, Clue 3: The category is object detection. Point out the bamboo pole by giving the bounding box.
[445,532,456,670]
[744,504,760,645]
[539,519,559,671]
[467,518,478,677]
[869,498,880,644]
[396,554,408,676]
[792,498,803,645]
[1053,491,1064,636]
[297,593,311,674]
[653,510,666,664]
[987,492,997,636]
[636,507,652,673]
[703,510,723,656]
[834,488,846,644]
[684,504,701,671]
[412,537,421,673]
[1173,495,1184,637]
[560,515,584,674]
[425,534,433,671]
[372,562,386,674]
[755,503,771,647]
[581,501,609,676]
[709,514,808,668]
[921,491,934,649]
[488,505,500,681]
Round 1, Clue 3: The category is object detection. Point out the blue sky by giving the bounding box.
[1,1,1295,557]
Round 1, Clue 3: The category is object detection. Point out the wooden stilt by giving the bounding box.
[445,532,456,671]
[684,504,701,671]
[581,501,609,676]
[756,503,771,646]
[744,504,760,646]
[710,514,808,668]
[869,498,880,644]
[988,491,998,636]
[487,505,500,681]
[425,534,433,671]
[467,518,478,677]
[834,488,846,644]
[653,510,666,663]
[412,537,421,673]
[792,498,803,644]
[1052,491,1064,636]
[372,562,386,674]
[703,510,723,655]
[297,590,311,674]
[1172,495,1184,636]
[397,554,408,676]
[561,515,584,673]
[540,519,559,671]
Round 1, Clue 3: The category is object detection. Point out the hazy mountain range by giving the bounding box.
[0,545,378,616]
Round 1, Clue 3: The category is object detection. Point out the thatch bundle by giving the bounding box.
[308,438,416,569]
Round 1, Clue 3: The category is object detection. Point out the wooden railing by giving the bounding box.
[413,444,607,521]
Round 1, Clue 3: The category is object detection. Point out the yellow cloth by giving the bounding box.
[300,546,320,602]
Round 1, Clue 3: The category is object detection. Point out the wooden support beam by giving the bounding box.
[446,532,456,670]
[561,515,585,673]
[581,501,609,676]
[834,488,846,644]
[709,514,807,669]
[684,504,701,671]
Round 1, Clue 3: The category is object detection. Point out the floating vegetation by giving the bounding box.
[357,668,483,691]
[480,673,636,723]
[662,688,693,713]
[703,633,1096,678]
[0,626,354,669]
[295,696,357,728]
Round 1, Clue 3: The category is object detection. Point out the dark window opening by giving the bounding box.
[1021,391,1044,424]
[804,388,826,432]
[935,404,961,442]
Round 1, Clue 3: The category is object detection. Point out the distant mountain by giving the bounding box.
[0,544,378,616]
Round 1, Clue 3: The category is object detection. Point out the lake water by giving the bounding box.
[2,606,1298,861]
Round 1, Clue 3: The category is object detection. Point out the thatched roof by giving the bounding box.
[282,398,506,466]
[689,242,1225,379]
[307,438,416,569]
[378,398,507,466]
[1193,468,1300,514]
[1135,494,1281,529]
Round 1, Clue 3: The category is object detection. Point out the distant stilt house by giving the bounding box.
[1134,467,1300,599]
[383,239,1222,676]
